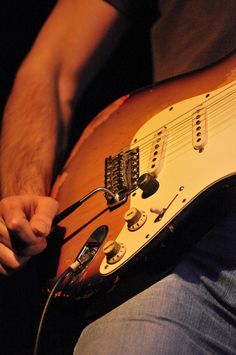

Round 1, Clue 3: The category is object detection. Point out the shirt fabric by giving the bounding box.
[104,0,236,82]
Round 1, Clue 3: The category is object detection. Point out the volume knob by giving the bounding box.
[124,207,147,231]
[103,240,126,264]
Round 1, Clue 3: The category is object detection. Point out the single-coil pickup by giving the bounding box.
[192,106,208,151]
[148,127,168,177]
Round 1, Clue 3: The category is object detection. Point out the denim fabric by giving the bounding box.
[74,212,236,354]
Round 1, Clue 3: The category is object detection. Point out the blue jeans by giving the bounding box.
[74,212,236,354]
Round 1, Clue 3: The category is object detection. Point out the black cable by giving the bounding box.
[33,263,79,355]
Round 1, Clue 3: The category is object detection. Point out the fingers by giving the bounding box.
[0,243,30,275]
[0,218,11,248]
[0,195,59,274]
[0,207,38,248]
[30,196,59,236]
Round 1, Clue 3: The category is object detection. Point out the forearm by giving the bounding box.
[0,0,127,198]
[0,67,68,197]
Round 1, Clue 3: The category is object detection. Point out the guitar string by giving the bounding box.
[115,81,236,156]
[104,81,236,189]
[137,102,235,165]
[105,81,236,183]
[111,84,236,170]
[139,100,236,172]
[155,108,236,171]
[120,83,236,176]
[138,87,236,156]
[134,89,236,165]
[141,96,236,159]
[135,114,236,178]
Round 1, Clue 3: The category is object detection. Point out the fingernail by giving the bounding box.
[33,222,49,236]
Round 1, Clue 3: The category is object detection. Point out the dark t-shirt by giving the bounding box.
[105,0,236,81]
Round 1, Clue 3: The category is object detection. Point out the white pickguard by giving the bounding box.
[100,80,236,276]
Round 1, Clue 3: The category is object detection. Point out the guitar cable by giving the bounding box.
[33,260,81,355]
[33,186,120,355]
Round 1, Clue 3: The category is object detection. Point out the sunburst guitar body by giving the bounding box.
[46,53,236,300]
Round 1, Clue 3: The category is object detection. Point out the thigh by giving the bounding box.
[74,213,236,355]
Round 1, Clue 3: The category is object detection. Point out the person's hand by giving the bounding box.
[0,195,59,275]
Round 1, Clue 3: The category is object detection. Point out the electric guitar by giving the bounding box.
[45,53,236,300]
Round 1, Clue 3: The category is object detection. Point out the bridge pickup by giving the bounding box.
[147,127,168,177]
[192,106,208,151]
[105,148,139,206]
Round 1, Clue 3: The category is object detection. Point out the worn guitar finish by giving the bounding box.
[49,54,236,299]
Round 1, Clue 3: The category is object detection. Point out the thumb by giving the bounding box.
[30,197,59,237]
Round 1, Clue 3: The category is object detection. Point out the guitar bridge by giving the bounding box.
[105,148,139,207]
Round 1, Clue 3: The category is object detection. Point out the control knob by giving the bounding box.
[103,240,126,264]
[124,207,147,231]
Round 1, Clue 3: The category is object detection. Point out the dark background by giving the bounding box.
[0,2,154,354]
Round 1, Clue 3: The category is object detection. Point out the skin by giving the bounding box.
[0,0,128,274]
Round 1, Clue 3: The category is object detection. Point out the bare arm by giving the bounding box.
[1,0,127,196]
[0,0,129,273]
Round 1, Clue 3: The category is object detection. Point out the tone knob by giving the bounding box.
[137,173,159,196]
[103,240,126,264]
[124,207,147,231]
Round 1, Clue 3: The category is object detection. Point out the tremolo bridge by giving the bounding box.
[105,148,139,207]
